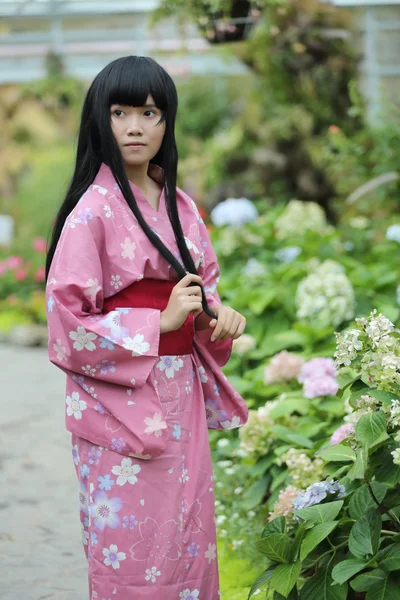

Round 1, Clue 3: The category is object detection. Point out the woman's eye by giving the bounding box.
[144,110,156,117]
[113,109,124,117]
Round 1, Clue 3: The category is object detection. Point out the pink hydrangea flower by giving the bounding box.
[330,423,354,445]
[35,266,46,282]
[14,268,28,281]
[264,351,305,384]
[298,358,337,383]
[303,375,339,399]
[32,237,47,253]
[6,255,23,269]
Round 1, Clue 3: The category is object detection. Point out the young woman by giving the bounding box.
[45,55,248,600]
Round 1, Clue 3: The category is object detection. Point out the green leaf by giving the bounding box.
[316,444,356,463]
[356,411,387,448]
[270,561,301,597]
[331,559,368,584]
[348,508,382,558]
[300,521,339,561]
[366,577,399,600]
[257,533,292,563]
[351,569,387,592]
[242,474,270,510]
[348,444,369,480]
[380,543,400,571]
[300,564,348,599]
[295,501,344,525]
[291,524,307,562]
[262,517,285,537]
[375,448,400,485]
[248,567,275,599]
[270,425,313,449]
[348,482,388,520]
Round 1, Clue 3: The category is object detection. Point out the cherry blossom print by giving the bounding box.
[197,365,208,383]
[122,515,138,530]
[77,207,94,225]
[180,499,202,534]
[145,566,161,583]
[66,391,87,420]
[84,278,101,303]
[102,544,126,570]
[204,542,216,564]
[179,455,190,485]
[69,326,97,351]
[97,312,129,343]
[156,356,184,379]
[72,444,80,465]
[47,295,54,312]
[144,412,167,438]
[92,184,108,195]
[88,446,102,465]
[103,204,114,218]
[122,334,150,356]
[221,415,241,430]
[179,590,200,600]
[53,339,66,361]
[90,490,123,531]
[130,517,181,561]
[94,401,107,415]
[82,364,96,377]
[79,480,89,515]
[120,237,136,260]
[187,542,200,557]
[111,437,126,452]
[81,522,89,546]
[96,359,116,375]
[110,274,123,290]
[204,398,228,429]
[112,457,141,486]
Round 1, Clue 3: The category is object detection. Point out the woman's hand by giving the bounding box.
[208,305,246,342]
[160,273,204,333]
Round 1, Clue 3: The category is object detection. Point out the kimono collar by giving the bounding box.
[95,162,165,191]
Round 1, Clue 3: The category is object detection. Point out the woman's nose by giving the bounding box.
[126,117,143,136]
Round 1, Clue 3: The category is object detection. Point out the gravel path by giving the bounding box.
[0,343,87,600]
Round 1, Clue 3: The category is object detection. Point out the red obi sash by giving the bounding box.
[103,278,195,356]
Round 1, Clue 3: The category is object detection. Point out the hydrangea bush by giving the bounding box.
[248,311,400,599]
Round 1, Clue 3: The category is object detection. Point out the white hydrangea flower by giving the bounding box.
[210,197,258,228]
[386,224,400,243]
[275,200,330,240]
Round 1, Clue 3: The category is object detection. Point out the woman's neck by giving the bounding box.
[125,161,151,189]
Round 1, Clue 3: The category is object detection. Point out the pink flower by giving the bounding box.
[330,423,354,445]
[303,376,339,399]
[298,358,337,383]
[14,268,28,281]
[32,237,47,253]
[6,255,23,269]
[264,351,305,384]
[329,125,341,134]
[35,266,46,282]
[0,260,8,275]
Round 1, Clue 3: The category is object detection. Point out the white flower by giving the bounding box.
[179,590,200,599]
[232,334,256,355]
[211,197,258,228]
[66,391,87,420]
[120,237,136,260]
[241,258,266,278]
[81,523,89,545]
[220,416,241,429]
[386,224,400,243]
[391,448,400,465]
[110,274,123,289]
[204,542,216,564]
[144,412,167,437]
[122,334,150,356]
[275,246,302,263]
[217,438,230,448]
[275,200,329,240]
[69,326,97,351]
[102,544,126,570]
[82,364,96,377]
[156,356,184,379]
[145,566,161,583]
[84,278,101,303]
[198,365,208,383]
[112,458,141,486]
[53,338,66,361]
[104,204,114,218]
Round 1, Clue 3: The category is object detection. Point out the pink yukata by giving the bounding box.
[46,162,249,600]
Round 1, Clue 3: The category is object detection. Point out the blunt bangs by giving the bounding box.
[105,56,175,124]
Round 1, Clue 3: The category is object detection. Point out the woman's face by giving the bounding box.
[110,94,166,167]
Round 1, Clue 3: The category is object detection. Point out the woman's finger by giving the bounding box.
[220,311,241,341]
[219,310,237,341]
[210,308,227,341]
[232,317,246,339]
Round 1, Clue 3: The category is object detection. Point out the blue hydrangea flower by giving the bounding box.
[294,480,345,512]
[275,246,302,263]
[97,473,115,491]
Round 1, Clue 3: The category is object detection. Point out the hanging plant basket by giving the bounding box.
[197,0,262,44]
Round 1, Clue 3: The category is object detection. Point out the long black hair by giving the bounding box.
[45,55,217,319]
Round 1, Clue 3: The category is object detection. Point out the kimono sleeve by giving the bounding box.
[194,217,233,368]
[46,215,160,389]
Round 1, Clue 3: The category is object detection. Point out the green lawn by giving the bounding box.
[218,536,260,599]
